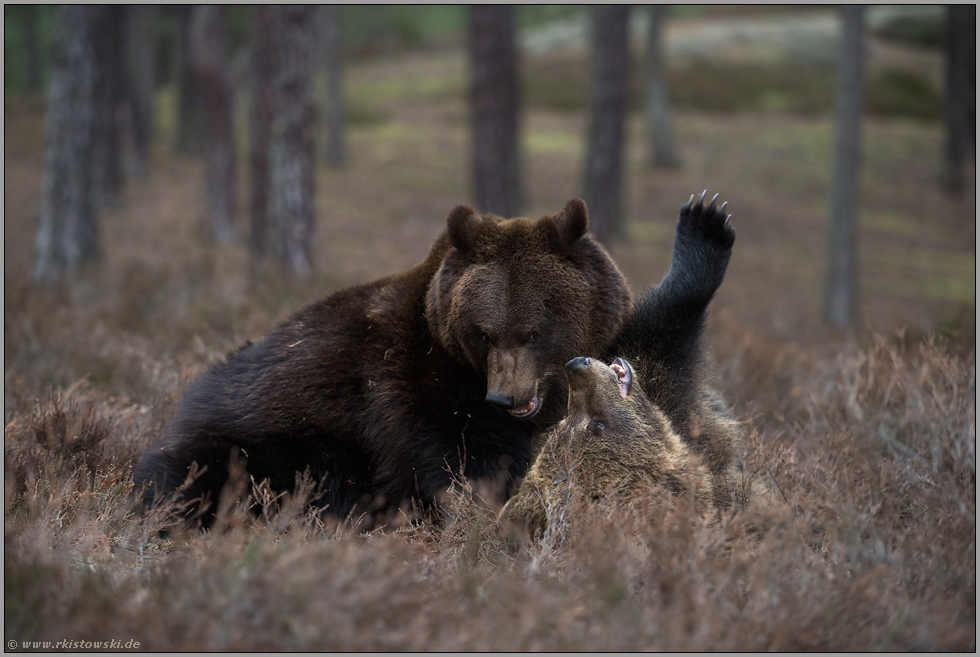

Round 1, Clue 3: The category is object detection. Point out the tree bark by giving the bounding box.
[92,6,125,209]
[268,5,316,277]
[319,5,346,167]
[250,5,275,265]
[583,5,630,244]
[176,5,205,155]
[191,5,236,243]
[824,6,865,329]
[468,5,521,218]
[645,5,680,169]
[941,4,976,195]
[34,6,104,285]
[124,5,157,178]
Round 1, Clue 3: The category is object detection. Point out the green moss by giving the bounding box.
[523,129,582,157]
[866,69,942,122]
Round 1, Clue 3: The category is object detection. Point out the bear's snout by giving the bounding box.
[485,390,516,409]
[486,346,541,418]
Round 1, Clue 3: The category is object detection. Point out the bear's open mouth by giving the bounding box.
[508,394,540,419]
[610,358,631,397]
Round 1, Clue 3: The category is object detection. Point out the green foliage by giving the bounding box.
[516,5,588,30]
[3,5,55,91]
[866,68,943,121]
[871,9,945,49]
[343,5,465,55]
[523,51,942,121]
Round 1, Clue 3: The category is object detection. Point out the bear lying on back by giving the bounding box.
[499,356,720,537]
[134,199,633,527]
[501,193,746,537]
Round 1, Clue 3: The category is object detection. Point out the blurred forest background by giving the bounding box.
[4,5,976,651]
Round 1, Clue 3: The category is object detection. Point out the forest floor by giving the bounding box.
[4,10,976,651]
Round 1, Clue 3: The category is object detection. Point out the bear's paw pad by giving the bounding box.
[678,190,736,251]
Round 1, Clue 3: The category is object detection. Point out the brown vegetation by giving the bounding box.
[5,319,974,650]
[4,25,975,650]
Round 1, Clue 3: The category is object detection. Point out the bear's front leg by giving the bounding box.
[612,191,735,355]
[665,190,736,310]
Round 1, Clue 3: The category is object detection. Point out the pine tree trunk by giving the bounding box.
[583,5,630,245]
[34,6,104,285]
[250,5,275,265]
[124,5,157,178]
[645,5,680,169]
[269,5,316,277]
[92,7,125,209]
[176,5,205,155]
[319,5,346,167]
[191,5,236,243]
[941,4,976,195]
[469,5,521,218]
[824,6,865,329]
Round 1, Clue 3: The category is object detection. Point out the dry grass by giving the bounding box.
[5,297,974,649]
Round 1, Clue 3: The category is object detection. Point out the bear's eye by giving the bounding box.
[481,333,490,345]
[588,419,605,434]
[527,331,538,343]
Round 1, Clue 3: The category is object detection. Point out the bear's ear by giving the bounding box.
[544,198,589,250]
[446,205,481,253]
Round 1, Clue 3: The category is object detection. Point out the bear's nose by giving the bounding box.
[486,390,516,409]
[565,357,591,373]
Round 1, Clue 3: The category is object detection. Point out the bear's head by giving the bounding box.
[426,199,632,422]
[561,356,668,459]
[499,356,714,539]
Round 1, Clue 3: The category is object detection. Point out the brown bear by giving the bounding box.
[134,199,633,527]
[500,192,747,538]
[499,356,718,537]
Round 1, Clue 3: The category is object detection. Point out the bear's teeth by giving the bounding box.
[510,399,537,416]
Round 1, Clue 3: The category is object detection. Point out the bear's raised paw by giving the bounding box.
[677,190,736,253]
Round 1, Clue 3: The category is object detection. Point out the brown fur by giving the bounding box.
[135,200,633,527]
[500,357,718,538]
[498,193,760,539]
[426,199,632,423]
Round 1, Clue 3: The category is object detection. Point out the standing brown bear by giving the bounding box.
[135,199,633,527]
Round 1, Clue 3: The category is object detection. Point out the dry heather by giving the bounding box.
[4,280,974,650]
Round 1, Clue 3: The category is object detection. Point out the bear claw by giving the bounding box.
[675,190,736,256]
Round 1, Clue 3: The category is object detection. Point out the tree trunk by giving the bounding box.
[268,5,316,277]
[319,5,346,167]
[583,5,630,244]
[250,5,275,265]
[468,5,521,218]
[124,5,157,178]
[191,5,236,243]
[176,5,205,155]
[92,6,125,209]
[34,6,104,285]
[824,6,865,329]
[941,4,976,195]
[645,5,680,169]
